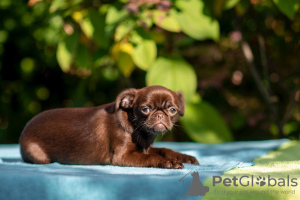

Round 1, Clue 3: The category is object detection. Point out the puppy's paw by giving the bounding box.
[158,159,184,169]
[177,154,199,165]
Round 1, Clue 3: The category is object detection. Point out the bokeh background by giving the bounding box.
[0,0,299,144]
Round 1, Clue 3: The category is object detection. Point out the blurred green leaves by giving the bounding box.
[114,19,135,41]
[53,0,223,75]
[20,58,35,74]
[181,99,233,143]
[132,39,157,71]
[174,0,220,41]
[2,0,298,144]
[106,5,128,26]
[42,0,299,143]
[57,32,79,72]
[49,0,83,13]
[36,87,50,100]
[273,0,299,19]
[74,45,92,69]
[225,0,240,10]
[153,9,181,32]
[116,44,135,78]
[0,31,8,43]
[80,10,108,47]
[146,57,197,103]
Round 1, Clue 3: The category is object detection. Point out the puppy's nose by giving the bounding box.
[157,114,164,120]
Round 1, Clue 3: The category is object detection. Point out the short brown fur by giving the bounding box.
[19,86,199,169]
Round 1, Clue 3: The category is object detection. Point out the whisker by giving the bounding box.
[129,117,137,124]
[136,123,147,144]
[133,124,143,132]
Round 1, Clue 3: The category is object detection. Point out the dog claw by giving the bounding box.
[159,159,184,169]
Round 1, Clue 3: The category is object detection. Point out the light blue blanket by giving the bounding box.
[0,139,288,200]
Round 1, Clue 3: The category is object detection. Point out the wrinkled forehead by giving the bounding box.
[136,89,177,107]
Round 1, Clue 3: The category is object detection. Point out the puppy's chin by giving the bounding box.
[145,123,171,135]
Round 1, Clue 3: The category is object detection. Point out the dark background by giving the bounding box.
[0,0,299,143]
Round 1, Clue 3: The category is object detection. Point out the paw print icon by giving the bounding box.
[256,176,266,186]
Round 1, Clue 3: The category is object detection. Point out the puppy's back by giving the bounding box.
[19,107,101,164]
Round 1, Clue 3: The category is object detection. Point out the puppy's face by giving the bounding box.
[116,86,185,134]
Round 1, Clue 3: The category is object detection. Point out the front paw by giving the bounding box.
[158,159,184,169]
[177,154,199,165]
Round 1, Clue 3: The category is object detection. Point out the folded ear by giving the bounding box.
[115,88,138,110]
[176,91,185,116]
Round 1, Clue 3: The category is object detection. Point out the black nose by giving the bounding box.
[157,114,164,120]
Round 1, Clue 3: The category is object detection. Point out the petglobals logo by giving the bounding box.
[212,175,298,187]
[178,172,299,198]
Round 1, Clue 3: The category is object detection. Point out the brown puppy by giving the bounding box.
[19,85,199,169]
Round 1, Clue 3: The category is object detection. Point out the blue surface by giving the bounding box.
[0,139,289,200]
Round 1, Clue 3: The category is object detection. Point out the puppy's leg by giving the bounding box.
[112,151,184,169]
[149,147,199,165]
[21,142,51,164]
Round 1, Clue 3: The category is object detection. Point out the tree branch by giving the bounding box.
[258,34,270,88]
[241,40,271,104]
[240,38,284,138]
[235,11,284,138]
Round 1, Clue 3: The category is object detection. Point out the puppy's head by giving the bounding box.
[116,86,185,134]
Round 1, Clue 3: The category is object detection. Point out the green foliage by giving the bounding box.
[181,99,233,143]
[51,0,223,76]
[152,9,181,32]
[106,5,129,26]
[57,32,79,72]
[84,10,108,47]
[117,48,135,77]
[174,0,220,41]
[114,19,135,41]
[273,0,299,19]
[146,57,197,103]
[1,0,300,143]
[132,38,157,71]
[225,0,240,10]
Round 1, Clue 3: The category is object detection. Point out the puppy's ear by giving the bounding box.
[176,91,185,116]
[115,88,138,110]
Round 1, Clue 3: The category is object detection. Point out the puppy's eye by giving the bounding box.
[141,107,151,114]
[168,107,177,115]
